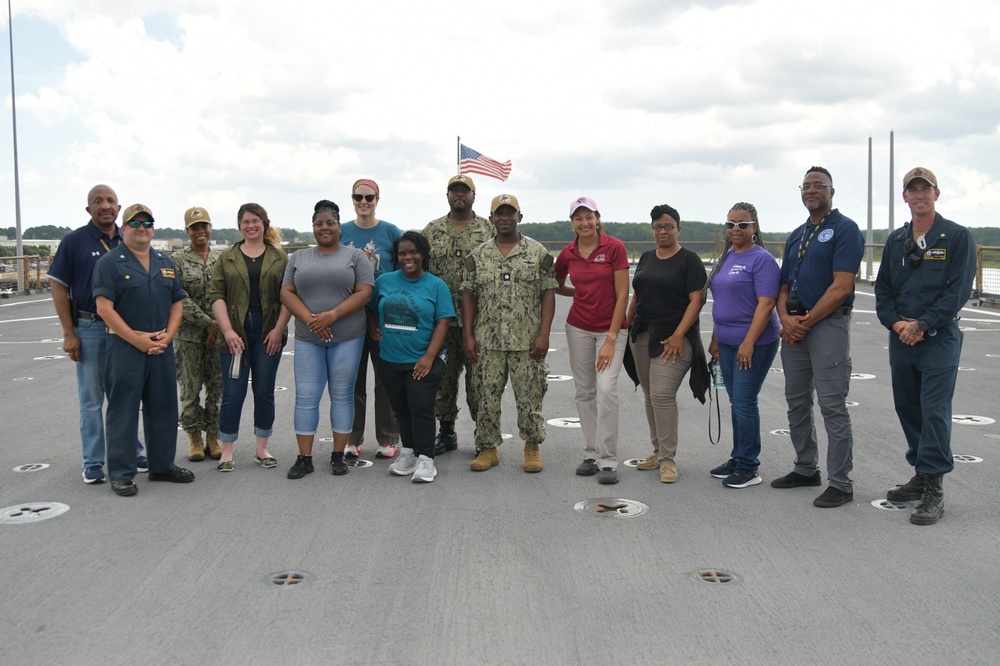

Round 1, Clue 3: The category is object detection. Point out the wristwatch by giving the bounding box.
[916,319,929,332]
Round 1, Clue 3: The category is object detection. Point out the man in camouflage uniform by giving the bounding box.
[421,174,495,455]
[461,194,557,473]
[173,207,223,461]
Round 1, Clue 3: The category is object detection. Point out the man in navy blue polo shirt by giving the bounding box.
[772,166,864,508]
[49,184,146,484]
[93,203,194,497]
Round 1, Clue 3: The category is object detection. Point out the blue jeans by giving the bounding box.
[293,336,364,435]
[718,339,779,472]
[219,312,283,442]
[75,318,143,469]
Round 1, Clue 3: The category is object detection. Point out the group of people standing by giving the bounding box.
[51,165,976,525]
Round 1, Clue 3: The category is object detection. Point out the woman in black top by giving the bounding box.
[626,204,708,483]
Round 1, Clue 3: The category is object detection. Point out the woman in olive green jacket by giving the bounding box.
[208,203,292,472]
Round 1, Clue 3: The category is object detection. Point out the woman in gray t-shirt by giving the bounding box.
[280,200,374,477]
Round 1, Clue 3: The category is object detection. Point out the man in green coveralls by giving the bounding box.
[461,194,557,473]
[422,174,494,455]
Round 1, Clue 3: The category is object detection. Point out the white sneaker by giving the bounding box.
[344,444,360,459]
[376,444,399,458]
[411,455,437,483]
[388,448,418,476]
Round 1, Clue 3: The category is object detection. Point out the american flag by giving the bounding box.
[459,144,511,182]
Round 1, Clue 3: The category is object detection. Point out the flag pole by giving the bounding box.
[456,136,461,175]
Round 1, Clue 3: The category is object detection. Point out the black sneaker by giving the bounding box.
[597,467,619,485]
[710,459,736,479]
[770,470,822,488]
[330,452,349,476]
[148,467,195,483]
[111,479,137,496]
[813,486,853,508]
[576,459,599,476]
[288,455,314,479]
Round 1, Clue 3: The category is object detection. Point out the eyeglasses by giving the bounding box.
[353,194,376,203]
[652,224,677,233]
[799,183,831,192]
[313,219,339,228]
[726,221,752,230]
[126,220,154,228]
[902,239,923,268]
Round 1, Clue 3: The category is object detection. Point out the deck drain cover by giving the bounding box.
[12,377,33,381]
[770,429,791,436]
[547,375,572,382]
[1,502,70,524]
[953,454,983,463]
[871,499,909,511]
[692,569,741,585]
[574,498,648,518]
[265,570,314,587]
[958,367,975,372]
[501,433,513,439]
[13,463,50,473]
[274,386,287,392]
[768,367,783,373]
[33,355,64,361]
[622,459,641,468]
[953,415,994,426]
[548,417,581,428]
[346,459,373,468]
[846,401,858,407]
[851,373,876,380]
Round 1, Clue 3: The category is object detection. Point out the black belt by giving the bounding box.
[827,307,853,318]
[78,311,102,322]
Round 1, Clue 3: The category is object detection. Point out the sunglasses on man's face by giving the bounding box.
[726,221,752,230]
[126,220,154,228]
[353,194,376,203]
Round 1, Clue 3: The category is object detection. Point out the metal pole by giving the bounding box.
[7,0,23,292]
[866,136,873,279]
[888,130,895,231]
[456,136,460,175]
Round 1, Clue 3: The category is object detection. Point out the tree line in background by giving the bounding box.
[5,222,1000,255]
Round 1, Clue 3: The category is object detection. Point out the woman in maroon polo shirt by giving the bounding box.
[555,197,631,485]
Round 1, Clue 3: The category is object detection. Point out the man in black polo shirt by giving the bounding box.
[49,184,146,484]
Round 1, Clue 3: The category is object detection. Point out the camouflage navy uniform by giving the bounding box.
[422,212,494,422]
[461,235,558,449]
[173,246,222,434]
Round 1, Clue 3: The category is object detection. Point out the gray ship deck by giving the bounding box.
[2,290,998,665]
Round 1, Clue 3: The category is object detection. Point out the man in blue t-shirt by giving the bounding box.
[772,166,864,508]
[48,184,145,485]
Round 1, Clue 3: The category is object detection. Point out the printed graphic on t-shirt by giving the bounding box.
[383,296,418,332]
[346,238,381,274]
[728,263,747,275]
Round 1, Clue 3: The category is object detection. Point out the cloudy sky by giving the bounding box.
[1,0,998,236]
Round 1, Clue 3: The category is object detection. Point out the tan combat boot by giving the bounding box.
[470,447,500,471]
[636,453,659,471]
[523,442,543,473]
[204,431,223,460]
[187,431,206,462]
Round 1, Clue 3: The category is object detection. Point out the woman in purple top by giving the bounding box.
[706,202,781,489]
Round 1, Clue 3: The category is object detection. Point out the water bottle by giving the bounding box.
[438,347,448,363]
[710,358,725,389]
[229,351,243,380]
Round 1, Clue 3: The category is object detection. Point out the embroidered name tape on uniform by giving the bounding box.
[924,249,946,261]
[160,268,176,278]
[464,256,476,271]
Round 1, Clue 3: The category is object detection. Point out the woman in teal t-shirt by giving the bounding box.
[368,231,454,483]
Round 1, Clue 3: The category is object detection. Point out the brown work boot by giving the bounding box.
[659,462,678,483]
[470,447,500,471]
[204,432,223,460]
[523,442,543,473]
[636,454,659,471]
[186,431,206,462]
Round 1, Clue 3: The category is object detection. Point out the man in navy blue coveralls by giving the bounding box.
[93,203,195,497]
[875,167,976,525]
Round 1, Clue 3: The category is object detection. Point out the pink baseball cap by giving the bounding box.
[569,196,598,216]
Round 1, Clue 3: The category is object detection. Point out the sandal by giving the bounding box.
[217,460,234,472]
[254,455,278,469]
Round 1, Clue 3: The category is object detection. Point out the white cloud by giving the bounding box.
[1,0,998,236]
